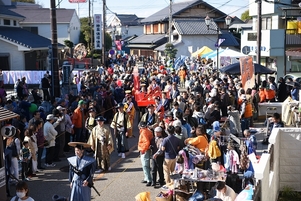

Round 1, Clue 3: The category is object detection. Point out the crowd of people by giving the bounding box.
[1,57,291,200]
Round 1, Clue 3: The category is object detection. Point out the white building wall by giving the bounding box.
[127,25,144,38]
[0,40,25,70]
[21,22,77,45]
[68,12,80,44]
[258,128,301,201]
[175,35,217,57]
[249,0,290,16]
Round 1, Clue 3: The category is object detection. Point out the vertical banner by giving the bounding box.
[94,14,102,50]
[240,56,255,91]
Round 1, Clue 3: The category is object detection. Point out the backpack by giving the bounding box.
[199,117,206,125]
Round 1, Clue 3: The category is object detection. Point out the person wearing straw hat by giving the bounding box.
[88,116,114,173]
[67,142,96,201]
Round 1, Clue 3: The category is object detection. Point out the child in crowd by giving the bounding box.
[21,141,31,181]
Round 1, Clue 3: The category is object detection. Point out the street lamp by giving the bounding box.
[205,15,231,77]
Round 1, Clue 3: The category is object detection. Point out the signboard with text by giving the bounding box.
[240,56,255,91]
[94,14,102,50]
[68,0,87,3]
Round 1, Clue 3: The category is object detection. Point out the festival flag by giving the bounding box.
[240,56,255,91]
[115,40,122,50]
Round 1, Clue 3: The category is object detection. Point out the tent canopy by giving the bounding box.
[218,48,245,58]
[191,46,213,58]
[220,62,275,75]
[203,48,225,59]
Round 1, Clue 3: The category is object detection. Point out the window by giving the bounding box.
[153,24,159,33]
[146,25,151,34]
[248,33,257,41]
[0,54,10,70]
[4,19,10,26]
[23,27,38,35]
[262,17,272,30]
[13,20,17,26]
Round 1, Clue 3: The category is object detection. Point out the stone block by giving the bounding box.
[280,158,301,166]
[280,182,301,191]
[280,166,301,174]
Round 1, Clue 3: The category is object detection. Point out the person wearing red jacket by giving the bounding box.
[138,121,153,187]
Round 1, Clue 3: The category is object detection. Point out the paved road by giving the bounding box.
[6,116,269,201]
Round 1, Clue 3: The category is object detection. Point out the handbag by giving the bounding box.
[44,139,49,147]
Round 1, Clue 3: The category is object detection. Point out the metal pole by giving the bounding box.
[284,10,287,75]
[217,29,219,78]
[256,0,262,85]
[50,0,60,98]
[102,0,106,65]
[90,0,93,68]
[168,0,172,43]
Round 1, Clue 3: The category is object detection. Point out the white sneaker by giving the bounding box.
[121,153,125,158]
[118,153,122,157]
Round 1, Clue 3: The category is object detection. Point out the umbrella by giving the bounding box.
[191,46,213,58]
[219,62,275,75]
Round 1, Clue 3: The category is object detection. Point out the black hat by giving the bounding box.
[139,121,147,128]
[147,104,155,108]
[116,103,124,108]
[95,116,106,122]
[68,142,91,149]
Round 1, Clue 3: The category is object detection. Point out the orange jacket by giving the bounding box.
[244,102,253,118]
[178,70,186,79]
[72,107,85,128]
[259,89,266,102]
[186,135,208,153]
[264,89,275,100]
[138,128,153,154]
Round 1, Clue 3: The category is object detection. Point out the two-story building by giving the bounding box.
[107,14,143,54]
[127,0,241,60]
[241,0,301,78]
[0,0,78,73]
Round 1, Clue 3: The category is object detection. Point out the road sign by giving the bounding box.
[68,0,87,3]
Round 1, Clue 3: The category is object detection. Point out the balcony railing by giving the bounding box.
[286,33,301,46]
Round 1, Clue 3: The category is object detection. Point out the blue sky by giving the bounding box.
[42,0,250,19]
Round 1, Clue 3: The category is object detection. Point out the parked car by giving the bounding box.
[283,73,301,84]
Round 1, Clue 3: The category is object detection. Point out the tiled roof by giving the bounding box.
[0,6,25,18]
[141,0,226,23]
[174,19,219,35]
[0,26,63,49]
[129,34,167,44]
[9,6,75,23]
[116,14,142,26]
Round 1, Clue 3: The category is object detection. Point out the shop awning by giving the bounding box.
[0,107,19,122]
[286,48,301,57]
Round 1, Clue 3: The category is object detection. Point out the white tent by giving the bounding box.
[218,48,245,58]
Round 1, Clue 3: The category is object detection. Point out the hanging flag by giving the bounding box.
[115,40,122,50]
[215,38,225,47]
[240,56,255,91]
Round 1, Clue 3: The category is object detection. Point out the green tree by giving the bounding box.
[12,0,35,3]
[164,43,177,59]
[64,40,74,58]
[80,17,92,51]
[104,32,112,51]
[241,10,252,21]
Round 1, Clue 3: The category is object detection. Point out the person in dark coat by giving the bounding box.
[41,74,51,101]
[277,77,287,102]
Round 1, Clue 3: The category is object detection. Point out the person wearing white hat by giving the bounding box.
[43,114,58,167]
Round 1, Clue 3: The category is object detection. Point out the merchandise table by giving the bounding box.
[258,102,282,116]
[172,171,226,201]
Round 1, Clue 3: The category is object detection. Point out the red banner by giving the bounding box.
[240,56,255,91]
[115,40,122,50]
